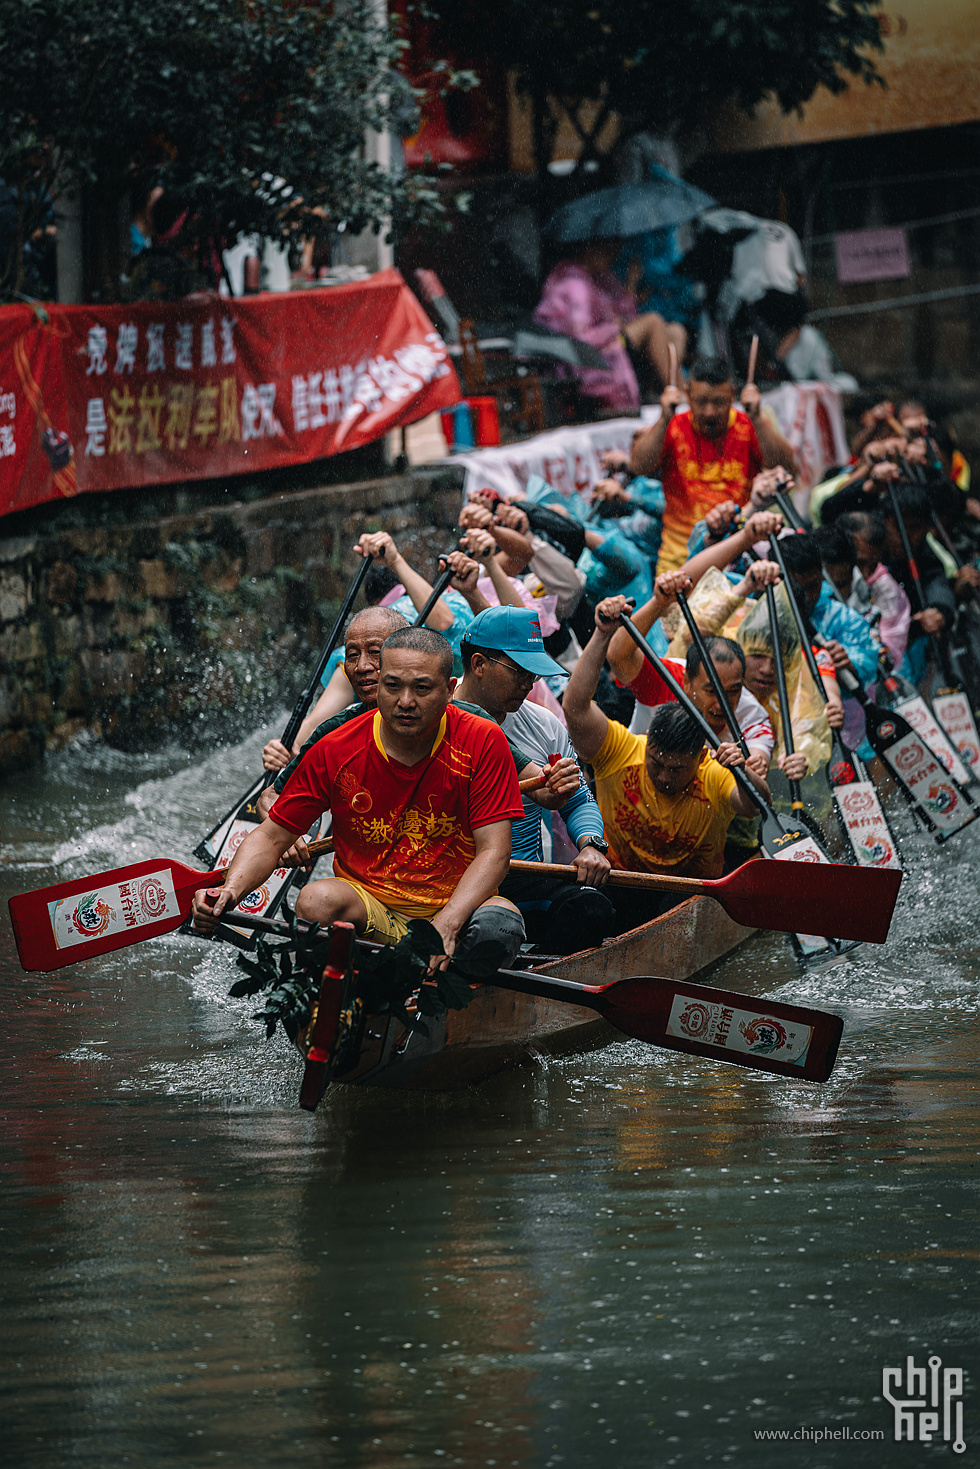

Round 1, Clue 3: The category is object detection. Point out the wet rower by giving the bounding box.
[193,628,527,966]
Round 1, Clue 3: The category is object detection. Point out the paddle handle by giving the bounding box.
[509,858,706,899]
[765,581,803,811]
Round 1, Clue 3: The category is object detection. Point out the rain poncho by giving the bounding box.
[665,567,747,659]
[736,583,831,776]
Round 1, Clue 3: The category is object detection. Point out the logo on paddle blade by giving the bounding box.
[925,782,959,817]
[859,833,894,866]
[878,720,897,740]
[840,787,875,813]
[238,886,270,914]
[738,1016,788,1054]
[676,1002,712,1038]
[70,892,115,937]
[829,760,855,785]
[137,878,169,920]
[894,740,926,773]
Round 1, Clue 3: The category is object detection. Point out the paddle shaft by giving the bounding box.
[746,333,759,387]
[193,554,377,860]
[765,534,831,698]
[887,482,927,612]
[413,554,458,628]
[615,614,765,818]
[765,582,807,815]
[674,591,750,759]
[281,553,375,753]
[773,487,802,530]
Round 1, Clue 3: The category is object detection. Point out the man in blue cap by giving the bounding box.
[454,606,616,956]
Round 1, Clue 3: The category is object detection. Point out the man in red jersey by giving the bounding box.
[192,627,526,966]
[629,354,796,572]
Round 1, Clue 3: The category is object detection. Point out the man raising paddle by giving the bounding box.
[629,354,796,573]
[562,595,771,921]
[192,627,527,967]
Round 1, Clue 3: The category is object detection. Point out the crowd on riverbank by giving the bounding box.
[192,355,979,965]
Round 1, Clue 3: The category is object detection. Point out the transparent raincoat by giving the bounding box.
[735,582,831,776]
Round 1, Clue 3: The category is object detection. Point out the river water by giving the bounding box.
[1,725,977,1468]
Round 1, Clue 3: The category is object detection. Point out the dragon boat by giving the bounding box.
[294,894,755,1099]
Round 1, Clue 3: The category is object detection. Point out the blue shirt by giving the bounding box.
[502,702,604,862]
[810,582,879,685]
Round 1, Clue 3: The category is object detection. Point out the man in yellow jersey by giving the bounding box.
[562,595,770,890]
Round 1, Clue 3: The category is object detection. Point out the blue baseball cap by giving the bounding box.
[464,606,565,677]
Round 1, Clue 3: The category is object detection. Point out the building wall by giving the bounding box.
[0,469,462,778]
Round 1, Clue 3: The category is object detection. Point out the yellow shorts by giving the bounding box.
[334,876,411,946]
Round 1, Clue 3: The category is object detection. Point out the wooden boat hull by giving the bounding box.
[320,895,754,1093]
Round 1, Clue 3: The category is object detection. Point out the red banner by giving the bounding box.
[0,269,460,518]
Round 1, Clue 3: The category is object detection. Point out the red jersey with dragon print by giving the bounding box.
[270,704,523,918]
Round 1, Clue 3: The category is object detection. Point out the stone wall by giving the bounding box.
[0,468,463,778]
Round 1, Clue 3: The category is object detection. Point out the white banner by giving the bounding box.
[453,381,848,504]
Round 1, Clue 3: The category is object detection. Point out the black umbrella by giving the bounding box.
[510,322,610,369]
[544,167,716,242]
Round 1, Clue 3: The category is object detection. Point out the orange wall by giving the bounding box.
[707,0,980,152]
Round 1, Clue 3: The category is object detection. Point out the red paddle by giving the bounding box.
[211,912,845,1087]
[496,967,843,1084]
[508,858,900,944]
[8,857,229,973]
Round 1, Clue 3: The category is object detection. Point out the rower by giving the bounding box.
[835,511,911,670]
[261,605,409,780]
[629,354,797,572]
[880,485,957,684]
[257,590,571,833]
[455,605,616,955]
[562,595,771,923]
[293,531,475,743]
[192,627,527,966]
[606,567,777,770]
[774,531,878,689]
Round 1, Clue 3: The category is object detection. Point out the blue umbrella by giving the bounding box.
[544,166,716,242]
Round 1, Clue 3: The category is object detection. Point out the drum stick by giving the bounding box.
[746,334,759,387]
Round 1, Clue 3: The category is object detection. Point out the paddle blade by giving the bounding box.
[600,976,844,1083]
[707,859,902,944]
[8,858,224,972]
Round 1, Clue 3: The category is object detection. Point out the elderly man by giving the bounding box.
[629,354,797,573]
[193,627,526,965]
[261,605,410,782]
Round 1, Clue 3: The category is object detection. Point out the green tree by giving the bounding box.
[0,0,439,301]
[425,0,885,176]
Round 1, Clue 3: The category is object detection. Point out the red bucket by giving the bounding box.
[467,396,501,447]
